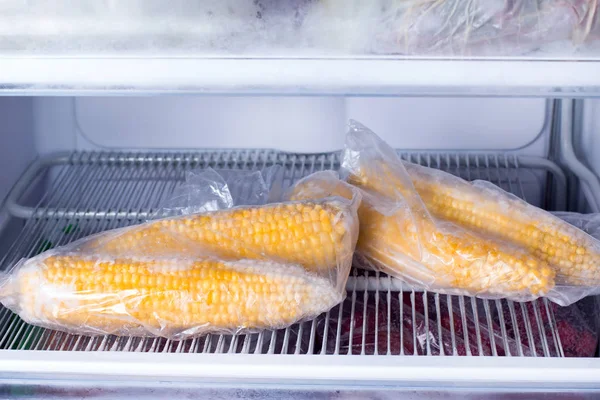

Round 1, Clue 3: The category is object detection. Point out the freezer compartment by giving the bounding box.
[1,0,599,58]
[2,149,596,358]
[3,3,600,96]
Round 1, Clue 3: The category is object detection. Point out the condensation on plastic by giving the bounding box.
[0,169,360,339]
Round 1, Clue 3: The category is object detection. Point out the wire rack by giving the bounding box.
[0,150,568,356]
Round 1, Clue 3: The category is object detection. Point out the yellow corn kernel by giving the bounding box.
[2,255,342,339]
[290,172,555,297]
[404,162,600,285]
[359,206,555,296]
[83,200,356,272]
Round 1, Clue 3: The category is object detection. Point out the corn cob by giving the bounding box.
[82,199,357,273]
[404,162,600,285]
[290,172,555,298]
[357,206,555,296]
[0,254,341,338]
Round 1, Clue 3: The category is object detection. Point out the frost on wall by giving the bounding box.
[0,0,598,56]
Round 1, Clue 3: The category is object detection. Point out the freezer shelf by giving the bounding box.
[1,1,599,95]
[0,150,579,357]
[5,58,600,96]
[0,281,568,357]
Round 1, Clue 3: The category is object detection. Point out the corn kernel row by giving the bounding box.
[405,163,600,285]
[82,200,356,273]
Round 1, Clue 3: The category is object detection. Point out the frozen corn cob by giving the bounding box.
[81,199,357,274]
[0,254,342,339]
[356,205,555,297]
[290,170,555,298]
[405,163,600,285]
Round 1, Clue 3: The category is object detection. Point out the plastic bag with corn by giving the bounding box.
[0,167,360,339]
[402,158,600,305]
[294,122,600,305]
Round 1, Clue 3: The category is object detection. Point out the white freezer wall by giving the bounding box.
[0,95,555,209]
[0,94,572,234]
[32,97,549,154]
[0,97,35,203]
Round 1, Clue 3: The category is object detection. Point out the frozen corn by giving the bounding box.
[405,163,600,285]
[290,171,555,299]
[81,199,357,274]
[357,205,555,296]
[0,253,342,339]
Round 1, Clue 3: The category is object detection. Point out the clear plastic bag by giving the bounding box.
[0,168,360,339]
[300,0,598,56]
[554,212,600,240]
[290,122,556,302]
[157,166,284,218]
[400,159,600,304]
[290,121,600,305]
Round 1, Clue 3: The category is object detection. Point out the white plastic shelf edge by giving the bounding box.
[2,58,600,96]
[1,351,600,388]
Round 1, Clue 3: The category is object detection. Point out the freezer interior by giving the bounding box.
[2,0,600,58]
[1,96,600,397]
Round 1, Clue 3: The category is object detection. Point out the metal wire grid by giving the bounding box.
[0,150,563,356]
